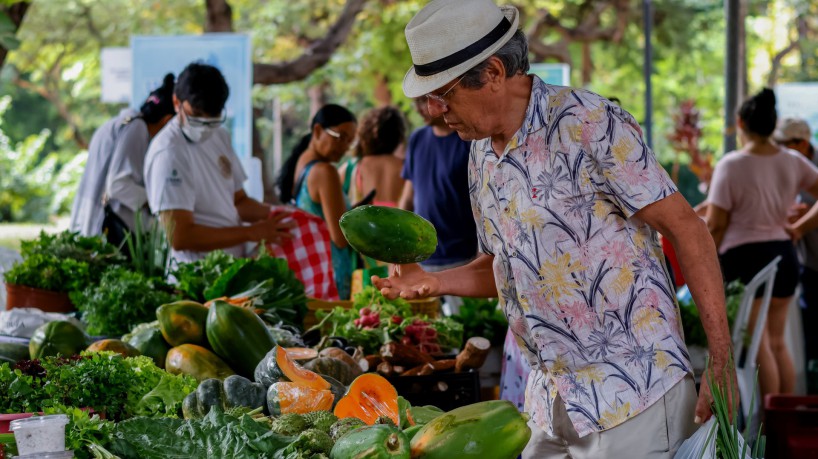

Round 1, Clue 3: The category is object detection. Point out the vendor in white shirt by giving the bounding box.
[144,63,292,263]
[70,73,177,243]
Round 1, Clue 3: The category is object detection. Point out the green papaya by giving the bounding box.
[409,400,530,459]
[29,320,88,359]
[0,342,31,364]
[330,424,410,459]
[339,205,437,264]
[165,344,235,382]
[156,300,208,347]
[206,300,276,377]
[123,321,170,368]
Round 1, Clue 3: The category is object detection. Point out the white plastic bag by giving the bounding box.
[0,308,84,338]
[675,418,717,459]
[675,418,754,459]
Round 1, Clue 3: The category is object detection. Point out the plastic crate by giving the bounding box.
[387,370,481,412]
[764,394,818,459]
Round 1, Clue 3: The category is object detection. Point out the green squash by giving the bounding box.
[339,205,437,264]
[182,375,266,419]
[304,357,356,386]
[0,342,31,364]
[330,424,410,459]
[206,300,276,377]
[29,320,88,359]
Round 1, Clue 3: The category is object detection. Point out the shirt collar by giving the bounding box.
[478,75,550,157]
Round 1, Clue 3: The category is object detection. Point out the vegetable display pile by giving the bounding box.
[312,287,463,355]
[0,351,196,420]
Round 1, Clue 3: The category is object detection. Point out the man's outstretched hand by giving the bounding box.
[371,263,441,300]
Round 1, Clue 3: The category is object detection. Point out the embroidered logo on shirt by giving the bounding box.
[167,168,182,186]
[219,156,232,178]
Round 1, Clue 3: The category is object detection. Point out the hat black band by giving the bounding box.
[414,17,512,77]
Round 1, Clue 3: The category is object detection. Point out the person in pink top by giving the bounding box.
[707,88,818,397]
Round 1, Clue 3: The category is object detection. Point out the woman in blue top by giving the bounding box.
[276,104,357,299]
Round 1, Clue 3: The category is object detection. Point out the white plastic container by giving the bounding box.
[9,414,69,455]
[13,451,74,458]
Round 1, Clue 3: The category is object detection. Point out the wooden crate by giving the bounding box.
[305,297,441,328]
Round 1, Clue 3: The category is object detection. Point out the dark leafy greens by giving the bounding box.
[70,267,178,336]
[108,409,292,459]
[172,250,237,302]
[452,297,507,347]
[204,250,307,329]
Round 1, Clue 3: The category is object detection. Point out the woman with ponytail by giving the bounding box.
[707,88,818,397]
[276,104,357,299]
[70,73,177,247]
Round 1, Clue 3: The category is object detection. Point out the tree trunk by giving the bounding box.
[373,74,392,107]
[0,2,31,69]
[308,83,328,119]
[205,0,233,32]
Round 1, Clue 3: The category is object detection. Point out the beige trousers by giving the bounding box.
[522,375,698,459]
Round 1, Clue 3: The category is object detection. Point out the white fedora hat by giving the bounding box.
[403,0,519,98]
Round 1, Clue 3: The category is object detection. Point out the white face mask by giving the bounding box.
[179,109,224,143]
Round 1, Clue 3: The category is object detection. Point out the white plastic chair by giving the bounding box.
[730,255,781,420]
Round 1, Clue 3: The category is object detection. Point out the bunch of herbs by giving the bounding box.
[172,250,237,302]
[70,267,178,337]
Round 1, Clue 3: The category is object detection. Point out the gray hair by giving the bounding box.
[460,30,530,89]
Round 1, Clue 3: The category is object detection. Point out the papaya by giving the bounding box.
[267,381,334,416]
[156,300,209,347]
[409,400,531,459]
[182,375,266,419]
[330,424,410,459]
[339,205,437,264]
[29,320,88,360]
[86,339,140,357]
[165,344,235,382]
[334,373,399,426]
[206,301,277,377]
[0,342,30,364]
[122,321,170,368]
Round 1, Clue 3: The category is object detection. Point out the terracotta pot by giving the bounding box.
[4,284,75,313]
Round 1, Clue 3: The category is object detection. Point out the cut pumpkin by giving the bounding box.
[275,346,330,390]
[333,373,399,426]
[267,381,334,416]
[285,347,319,361]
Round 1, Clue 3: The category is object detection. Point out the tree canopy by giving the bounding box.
[0,0,815,221]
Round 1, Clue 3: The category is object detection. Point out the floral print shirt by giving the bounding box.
[468,76,691,437]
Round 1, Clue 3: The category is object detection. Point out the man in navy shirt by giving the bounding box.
[399,98,477,271]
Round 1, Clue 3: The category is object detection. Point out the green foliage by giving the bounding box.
[71,267,179,337]
[108,408,293,458]
[3,230,122,292]
[124,211,172,280]
[0,352,196,421]
[41,405,116,459]
[452,297,507,347]
[173,250,238,303]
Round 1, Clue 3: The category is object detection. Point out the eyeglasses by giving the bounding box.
[425,74,467,108]
[324,127,355,145]
[185,109,226,128]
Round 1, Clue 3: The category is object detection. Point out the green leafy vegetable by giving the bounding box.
[0,352,196,420]
[3,231,123,292]
[172,250,237,302]
[204,250,307,329]
[71,267,179,337]
[452,297,507,347]
[41,405,116,459]
[108,409,292,459]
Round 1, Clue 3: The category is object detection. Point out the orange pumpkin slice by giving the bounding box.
[285,347,319,361]
[333,373,399,425]
[269,382,334,415]
[276,346,330,390]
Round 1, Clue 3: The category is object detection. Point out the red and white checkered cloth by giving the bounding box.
[266,205,339,300]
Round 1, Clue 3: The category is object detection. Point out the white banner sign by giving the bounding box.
[100,47,132,104]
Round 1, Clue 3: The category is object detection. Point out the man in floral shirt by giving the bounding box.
[374,0,736,457]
